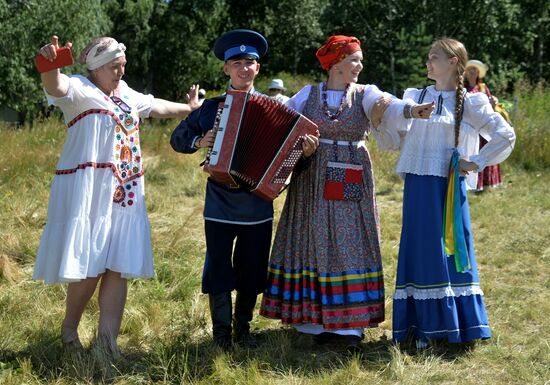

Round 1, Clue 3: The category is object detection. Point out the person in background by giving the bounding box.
[268,78,290,103]
[464,59,503,191]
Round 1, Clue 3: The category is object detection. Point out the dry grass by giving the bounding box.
[0,109,549,384]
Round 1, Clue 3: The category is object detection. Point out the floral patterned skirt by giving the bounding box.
[260,144,385,329]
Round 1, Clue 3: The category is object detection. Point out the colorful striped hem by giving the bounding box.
[264,264,384,305]
[260,298,384,329]
[261,263,385,328]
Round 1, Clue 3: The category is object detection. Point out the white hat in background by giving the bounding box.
[466,60,488,79]
[268,79,286,91]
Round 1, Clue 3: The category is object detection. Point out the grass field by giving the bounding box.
[0,91,549,384]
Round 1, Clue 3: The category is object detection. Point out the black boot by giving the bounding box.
[208,292,232,350]
[233,292,258,348]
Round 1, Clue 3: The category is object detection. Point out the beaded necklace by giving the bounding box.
[321,82,350,120]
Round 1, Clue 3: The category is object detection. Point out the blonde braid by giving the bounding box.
[431,38,468,149]
[454,73,465,148]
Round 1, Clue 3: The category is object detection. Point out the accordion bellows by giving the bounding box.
[204,90,318,201]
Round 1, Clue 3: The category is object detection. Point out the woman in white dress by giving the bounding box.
[33,35,202,354]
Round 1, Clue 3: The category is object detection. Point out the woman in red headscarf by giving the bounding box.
[260,35,433,351]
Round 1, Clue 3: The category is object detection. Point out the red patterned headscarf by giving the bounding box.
[316,35,362,71]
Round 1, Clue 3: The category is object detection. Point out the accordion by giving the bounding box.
[203,90,318,201]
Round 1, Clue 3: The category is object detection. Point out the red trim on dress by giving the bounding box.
[67,109,138,135]
[67,109,118,128]
[55,162,144,185]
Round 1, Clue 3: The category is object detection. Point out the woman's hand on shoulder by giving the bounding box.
[489,95,498,109]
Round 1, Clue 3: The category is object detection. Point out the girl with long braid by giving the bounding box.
[373,38,516,348]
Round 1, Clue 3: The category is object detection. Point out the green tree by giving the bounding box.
[0,0,111,123]
[147,0,229,100]
[265,0,328,76]
[320,0,536,95]
[103,0,156,92]
[513,0,550,83]
[321,0,432,95]
[2,0,549,123]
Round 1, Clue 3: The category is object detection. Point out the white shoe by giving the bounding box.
[415,338,428,349]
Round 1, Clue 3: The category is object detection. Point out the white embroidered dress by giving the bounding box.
[33,75,155,283]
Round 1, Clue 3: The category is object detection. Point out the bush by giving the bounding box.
[508,82,550,170]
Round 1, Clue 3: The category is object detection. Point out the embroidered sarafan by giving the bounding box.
[260,84,385,329]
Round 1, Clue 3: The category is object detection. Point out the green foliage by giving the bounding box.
[0,0,111,123]
[2,0,550,122]
[321,0,433,95]
[508,82,550,169]
[262,0,329,75]
[102,0,157,92]
[146,0,230,100]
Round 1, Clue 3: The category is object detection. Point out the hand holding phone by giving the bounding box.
[35,36,74,73]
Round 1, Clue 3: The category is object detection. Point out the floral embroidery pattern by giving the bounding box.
[113,185,126,203]
[110,94,142,207]
[58,95,144,209]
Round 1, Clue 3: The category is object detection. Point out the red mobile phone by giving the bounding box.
[35,46,74,73]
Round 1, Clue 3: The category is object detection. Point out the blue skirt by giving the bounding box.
[392,174,491,343]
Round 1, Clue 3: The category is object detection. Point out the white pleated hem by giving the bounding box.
[34,203,154,284]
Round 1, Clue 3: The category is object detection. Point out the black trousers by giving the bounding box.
[202,220,272,295]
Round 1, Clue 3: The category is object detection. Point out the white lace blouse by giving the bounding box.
[374,85,516,187]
